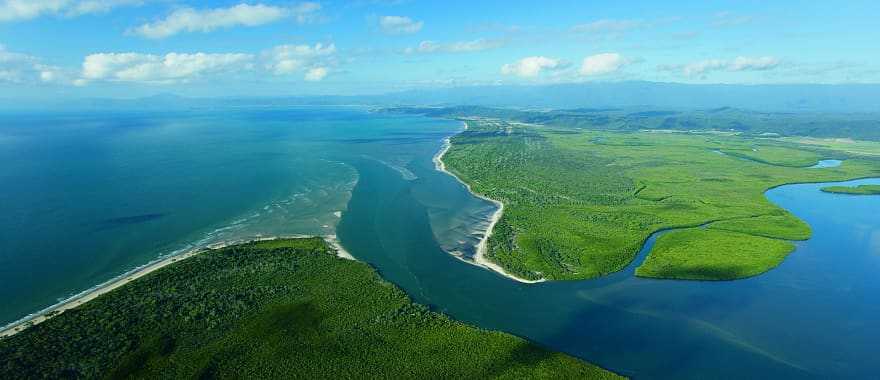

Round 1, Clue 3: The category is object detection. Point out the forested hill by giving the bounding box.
[387,106,880,142]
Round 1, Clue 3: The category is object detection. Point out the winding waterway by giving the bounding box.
[338,127,880,379]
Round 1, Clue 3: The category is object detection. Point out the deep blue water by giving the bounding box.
[2,107,878,378]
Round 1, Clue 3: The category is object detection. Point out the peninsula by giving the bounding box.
[0,238,619,379]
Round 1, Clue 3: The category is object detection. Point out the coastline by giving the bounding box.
[0,234,354,339]
[433,121,545,284]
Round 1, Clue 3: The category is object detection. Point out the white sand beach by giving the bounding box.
[434,121,546,284]
[0,235,355,338]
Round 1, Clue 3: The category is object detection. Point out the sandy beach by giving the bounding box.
[434,121,546,284]
[0,234,354,338]
[326,234,355,260]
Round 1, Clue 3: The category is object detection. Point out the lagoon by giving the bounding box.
[810,159,843,168]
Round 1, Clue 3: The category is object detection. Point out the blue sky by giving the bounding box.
[1,0,878,98]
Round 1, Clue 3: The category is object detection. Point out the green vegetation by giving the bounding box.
[820,184,880,195]
[717,146,822,167]
[780,137,880,158]
[390,105,880,142]
[418,107,880,281]
[635,229,795,280]
[0,238,618,379]
[707,213,811,241]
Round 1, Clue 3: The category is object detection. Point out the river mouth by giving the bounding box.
[4,108,878,379]
[337,128,880,379]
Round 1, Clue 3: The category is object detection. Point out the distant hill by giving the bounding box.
[387,105,880,141]
[373,82,880,113]
[3,81,880,113]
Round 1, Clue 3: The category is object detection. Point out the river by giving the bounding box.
[338,126,880,379]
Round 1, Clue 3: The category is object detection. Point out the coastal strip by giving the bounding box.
[0,234,354,338]
[434,121,545,284]
[326,234,355,260]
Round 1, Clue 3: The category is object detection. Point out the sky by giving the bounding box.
[1,0,878,99]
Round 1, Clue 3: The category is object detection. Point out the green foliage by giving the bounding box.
[388,106,880,142]
[717,146,822,167]
[707,213,811,240]
[439,114,880,281]
[820,184,880,195]
[635,229,795,280]
[0,238,619,379]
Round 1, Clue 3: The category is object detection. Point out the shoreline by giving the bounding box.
[434,121,545,284]
[0,234,354,339]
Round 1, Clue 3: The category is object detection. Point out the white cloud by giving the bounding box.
[659,56,781,77]
[378,15,422,35]
[304,67,327,81]
[67,0,141,16]
[0,0,140,22]
[405,38,504,54]
[264,43,336,80]
[73,41,338,85]
[0,45,67,84]
[728,56,779,71]
[500,56,562,78]
[0,0,67,21]
[80,52,254,83]
[130,2,321,39]
[580,53,630,76]
[677,59,726,77]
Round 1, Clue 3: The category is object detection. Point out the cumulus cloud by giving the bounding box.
[580,53,631,76]
[130,2,321,39]
[500,56,563,78]
[75,40,339,85]
[727,56,780,71]
[659,56,781,77]
[0,0,140,22]
[378,15,422,34]
[263,43,336,80]
[304,67,327,81]
[405,38,504,54]
[79,52,254,84]
[0,45,67,84]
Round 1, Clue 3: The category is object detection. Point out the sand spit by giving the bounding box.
[434,121,546,284]
[0,235,354,338]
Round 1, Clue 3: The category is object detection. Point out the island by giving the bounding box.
[0,238,619,379]
[396,106,880,282]
[820,184,880,195]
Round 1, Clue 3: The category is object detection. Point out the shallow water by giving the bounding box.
[809,159,842,168]
[0,107,455,325]
[2,107,878,378]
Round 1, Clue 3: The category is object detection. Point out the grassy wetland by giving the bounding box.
[635,228,795,280]
[820,184,880,195]
[0,238,618,379]
[435,112,880,281]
